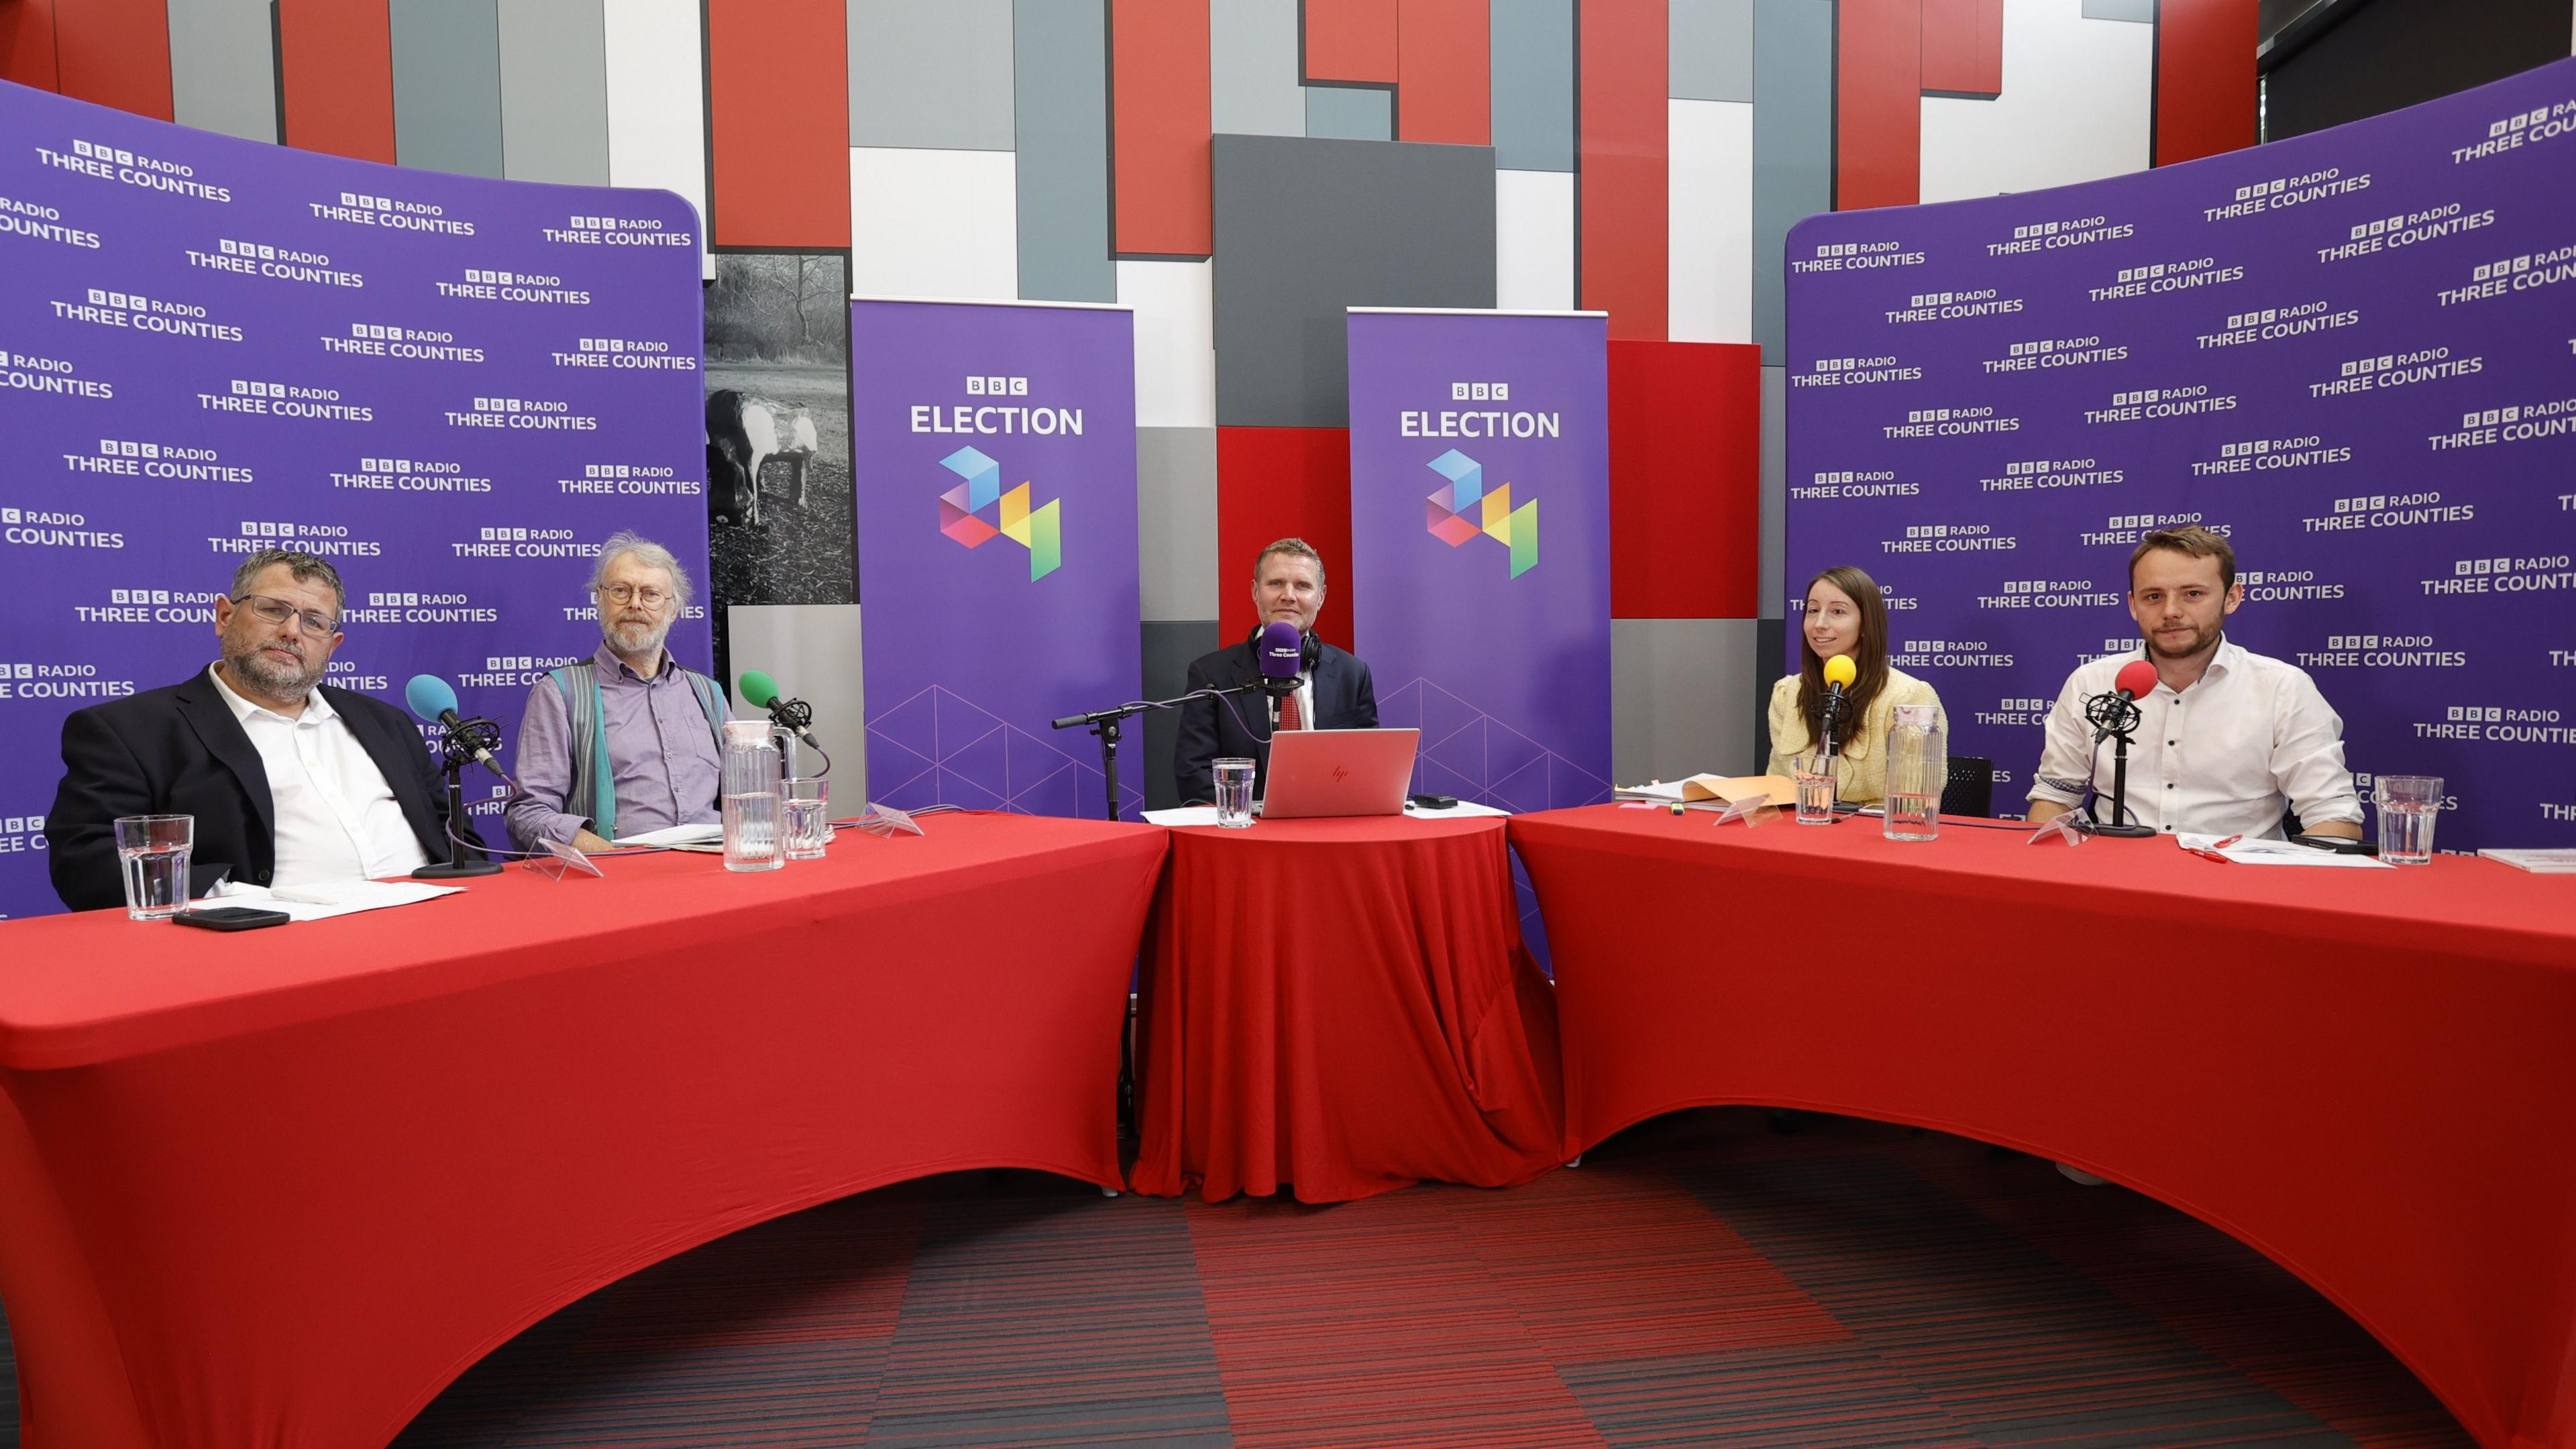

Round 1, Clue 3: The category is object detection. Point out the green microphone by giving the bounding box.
[737,669,780,710]
[737,669,822,755]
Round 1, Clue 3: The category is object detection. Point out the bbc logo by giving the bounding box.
[2230,179,2290,201]
[230,380,281,397]
[965,376,1029,395]
[1997,697,2049,712]
[2339,355,2396,377]
[576,338,633,353]
[2330,496,2389,513]
[2007,340,2057,357]
[1811,470,1860,484]
[2453,557,2514,576]
[472,397,527,412]
[1903,525,1957,539]
[218,239,278,260]
[481,527,537,542]
[2348,217,2405,241]
[339,192,392,210]
[109,590,174,605]
[2224,309,2283,327]
[0,816,44,834]
[85,288,144,310]
[2473,256,2536,281]
[1909,292,1964,307]
[2010,221,2063,239]
[351,323,398,339]
[70,139,135,166]
[238,522,300,537]
[485,656,539,672]
[360,458,414,473]
[1449,382,1512,400]
[1906,408,1957,423]
[2327,635,2391,649]
[583,465,639,478]
[2446,706,2503,722]
[2104,513,2153,529]
[2485,107,2550,139]
[1815,243,1862,258]
[2463,407,2523,427]
[2220,439,2273,457]
[99,439,162,459]
[368,592,429,607]
[2115,264,2172,283]
[465,269,520,285]
[1811,358,1859,373]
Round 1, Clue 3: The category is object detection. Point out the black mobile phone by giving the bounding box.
[1408,794,1458,810]
[2291,834,2379,856]
[172,906,291,931]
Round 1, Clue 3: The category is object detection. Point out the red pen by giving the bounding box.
[2183,833,2241,864]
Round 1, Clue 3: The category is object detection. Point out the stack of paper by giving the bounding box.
[2477,849,2576,874]
[1614,774,1794,810]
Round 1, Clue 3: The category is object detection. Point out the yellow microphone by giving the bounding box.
[1820,653,1856,754]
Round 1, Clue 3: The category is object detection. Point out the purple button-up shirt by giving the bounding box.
[505,641,724,848]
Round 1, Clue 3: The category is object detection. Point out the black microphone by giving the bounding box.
[2083,658,2160,741]
[404,674,511,785]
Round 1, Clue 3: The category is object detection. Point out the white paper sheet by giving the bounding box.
[610,822,725,847]
[208,878,466,921]
[2176,834,2394,867]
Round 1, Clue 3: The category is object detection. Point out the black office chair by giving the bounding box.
[1941,755,1994,818]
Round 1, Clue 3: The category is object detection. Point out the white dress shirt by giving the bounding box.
[2027,638,2363,839]
[208,665,431,888]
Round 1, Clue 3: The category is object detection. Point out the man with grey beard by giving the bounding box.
[46,549,466,910]
[505,532,729,853]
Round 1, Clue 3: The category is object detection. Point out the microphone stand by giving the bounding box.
[1051,680,1266,822]
[415,715,506,879]
[2082,693,2157,839]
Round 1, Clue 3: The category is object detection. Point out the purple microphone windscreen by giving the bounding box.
[1258,621,1303,680]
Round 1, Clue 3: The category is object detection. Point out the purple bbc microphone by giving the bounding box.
[1256,620,1304,696]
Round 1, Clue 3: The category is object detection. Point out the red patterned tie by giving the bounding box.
[1277,690,1302,732]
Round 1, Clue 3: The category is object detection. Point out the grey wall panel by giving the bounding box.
[392,0,506,178]
[1614,618,1760,783]
[726,604,867,803]
[1211,134,1497,427]
[1759,363,1785,618]
[1305,84,1393,140]
[1142,619,1220,808]
[1671,0,1754,102]
[849,0,1016,150]
[2082,0,2153,19]
[168,0,279,142]
[1138,425,1218,622]
[1212,0,1305,137]
[1015,0,1114,301]
[500,0,611,184]
[1490,0,1575,170]
[1752,0,1833,364]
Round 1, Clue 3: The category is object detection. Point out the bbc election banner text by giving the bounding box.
[1783,58,2576,850]
[849,298,1141,818]
[0,80,710,918]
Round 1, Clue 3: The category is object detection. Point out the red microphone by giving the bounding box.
[2113,659,2159,700]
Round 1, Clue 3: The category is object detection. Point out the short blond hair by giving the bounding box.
[2131,525,2235,592]
[1254,537,1326,588]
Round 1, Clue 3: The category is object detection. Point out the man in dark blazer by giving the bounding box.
[47,550,474,911]
[1173,537,1379,804]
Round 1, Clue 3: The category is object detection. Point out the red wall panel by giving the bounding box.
[1112,0,1211,256]
[1609,341,1762,621]
[1304,0,1397,84]
[276,0,395,164]
[707,0,851,248]
[1578,0,1666,342]
[1836,0,1920,209]
[52,0,166,119]
[1,0,58,92]
[1216,427,1355,652]
[1919,0,2001,98]
[2155,0,2257,166]
[1397,0,1489,146]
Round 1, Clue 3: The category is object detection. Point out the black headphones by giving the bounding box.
[1245,623,1324,672]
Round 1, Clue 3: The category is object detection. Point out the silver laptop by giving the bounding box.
[1258,727,1421,818]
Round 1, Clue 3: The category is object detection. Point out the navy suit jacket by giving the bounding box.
[46,670,476,911]
[1173,635,1379,804]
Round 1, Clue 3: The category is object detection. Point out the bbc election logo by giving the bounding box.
[935,445,1061,581]
[1423,449,1538,578]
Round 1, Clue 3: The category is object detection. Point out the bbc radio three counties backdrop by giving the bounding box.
[0,80,710,918]
[1784,58,2576,851]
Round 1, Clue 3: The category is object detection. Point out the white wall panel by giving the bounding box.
[850,147,1021,301]
[603,0,711,277]
[726,604,865,803]
[1918,0,2151,204]
[1495,168,1576,312]
[1116,258,1216,429]
[1614,617,1761,784]
[1668,98,1753,343]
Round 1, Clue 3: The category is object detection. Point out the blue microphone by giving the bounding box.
[405,673,509,783]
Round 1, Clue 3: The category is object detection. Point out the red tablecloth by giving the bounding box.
[1508,805,2576,1449]
[1132,815,1564,1203]
[0,812,1167,1449]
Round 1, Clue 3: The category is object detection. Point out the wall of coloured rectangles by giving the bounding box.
[1784,58,2576,851]
[0,0,2266,812]
[0,80,710,918]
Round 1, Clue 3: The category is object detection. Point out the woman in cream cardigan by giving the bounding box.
[1764,565,1943,805]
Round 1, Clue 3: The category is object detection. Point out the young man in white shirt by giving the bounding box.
[2025,526,2364,841]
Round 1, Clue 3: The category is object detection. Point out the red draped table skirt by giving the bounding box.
[1132,815,1564,1203]
[1508,804,2576,1449]
[0,812,1167,1449]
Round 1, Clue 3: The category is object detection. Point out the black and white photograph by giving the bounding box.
[702,252,857,611]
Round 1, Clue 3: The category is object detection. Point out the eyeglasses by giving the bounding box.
[231,594,339,635]
[597,584,672,607]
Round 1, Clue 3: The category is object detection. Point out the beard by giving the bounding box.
[225,635,327,701]
[604,613,674,658]
[2143,618,2223,662]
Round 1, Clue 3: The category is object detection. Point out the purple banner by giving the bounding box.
[849,299,1140,818]
[1784,58,2576,850]
[0,81,708,920]
[1346,309,1612,810]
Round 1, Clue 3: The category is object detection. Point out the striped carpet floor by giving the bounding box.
[0,1111,2474,1448]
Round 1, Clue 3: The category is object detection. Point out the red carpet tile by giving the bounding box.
[0,1113,2473,1448]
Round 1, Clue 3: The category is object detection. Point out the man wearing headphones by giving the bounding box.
[1173,537,1379,805]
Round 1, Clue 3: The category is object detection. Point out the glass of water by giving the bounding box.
[115,814,193,920]
[2373,774,2443,864]
[782,777,830,860]
[1213,757,1256,828]
[1792,753,1838,825]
